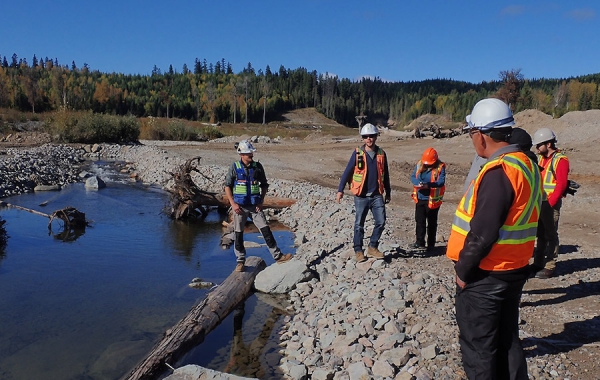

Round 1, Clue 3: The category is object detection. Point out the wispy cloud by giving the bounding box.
[566,8,595,21]
[500,5,526,16]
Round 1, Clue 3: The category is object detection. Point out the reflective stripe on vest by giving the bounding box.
[233,161,262,205]
[539,151,568,199]
[446,152,542,271]
[411,161,446,209]
[350,147,385,196]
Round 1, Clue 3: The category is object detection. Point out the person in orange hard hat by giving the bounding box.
[410,147,446,251]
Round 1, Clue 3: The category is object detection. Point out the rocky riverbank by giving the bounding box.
[2,140,596,380]
[94,141,592,380]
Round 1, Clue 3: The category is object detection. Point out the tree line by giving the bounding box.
[1,53,599,127]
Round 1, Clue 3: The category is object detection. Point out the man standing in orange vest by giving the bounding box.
[531,128,569,279]
[446,98,542,379]
[336,123,391,263]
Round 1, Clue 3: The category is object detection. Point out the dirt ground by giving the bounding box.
[3,109,599,378]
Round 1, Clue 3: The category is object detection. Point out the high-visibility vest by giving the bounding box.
[446,151,541,271]
[349,147,386,196]
[539,151,569,199]
[411,161,446,209]
[233,161,262,206]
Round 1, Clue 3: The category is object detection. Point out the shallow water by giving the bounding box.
[0,162,294,380]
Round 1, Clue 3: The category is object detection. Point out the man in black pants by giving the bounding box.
[446,98,542,379]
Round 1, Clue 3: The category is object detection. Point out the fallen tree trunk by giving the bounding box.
[168,156,295,220]
[0,200,51,218]
[190,193,295,208]
[0,201,89,230]
[124,256,267,380]
[172,194,296,220]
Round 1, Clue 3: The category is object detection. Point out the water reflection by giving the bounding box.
[178,293,290,379]
[225,299,288,379]
[51,225,86,242]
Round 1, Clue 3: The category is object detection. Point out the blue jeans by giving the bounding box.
[353,195,386,253]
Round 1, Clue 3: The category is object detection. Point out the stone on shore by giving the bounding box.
[254,259,311,294]
[34,184,61,191]
[85,175,106,189]
[163,364,257,379]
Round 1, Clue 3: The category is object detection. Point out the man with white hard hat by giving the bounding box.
[224,140,293,272]
[336,123,391,263]
[531,127,570,279]
[447,98,542,379]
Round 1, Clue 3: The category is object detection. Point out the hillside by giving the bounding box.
[280,108,345,128]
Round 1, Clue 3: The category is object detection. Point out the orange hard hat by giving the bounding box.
[421,147,438,165]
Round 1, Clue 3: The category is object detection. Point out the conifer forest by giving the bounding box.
[1,53,599,127]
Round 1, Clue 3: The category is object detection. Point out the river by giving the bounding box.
[0,161,294,380]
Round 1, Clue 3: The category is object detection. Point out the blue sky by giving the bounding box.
[2,1,598,83]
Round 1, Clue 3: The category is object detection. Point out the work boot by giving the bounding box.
[366,246,384,259]
[276,253,293,264]
[410,242,426,250]
[355,251,367,263]
[235,262,245,272]
[535,268,554,279]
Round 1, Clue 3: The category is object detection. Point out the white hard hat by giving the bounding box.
[360,123,378,136]
[532,128,557,145]
[468,98,515,131]
[463,114,472,130]
[236,140,256,154]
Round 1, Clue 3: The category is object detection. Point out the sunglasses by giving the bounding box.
[468,129,481,138]
[362,134,377,139]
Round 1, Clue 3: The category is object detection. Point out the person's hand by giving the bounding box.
[231,202,242,215]
[456,275,466,289]
[336,192,343,203]
[255,204,263,212]
[385,194,391,204]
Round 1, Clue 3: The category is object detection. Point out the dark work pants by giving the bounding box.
[455,275,528,380]
[535,199,561,271]
[415,200,439,247]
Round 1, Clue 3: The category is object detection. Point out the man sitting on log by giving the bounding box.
[224,140,293,272]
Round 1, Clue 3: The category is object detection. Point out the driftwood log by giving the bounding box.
[168,156,296,220]
[124,256,267,380]
[0,201,88,230]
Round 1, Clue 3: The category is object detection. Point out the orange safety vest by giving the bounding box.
[539,151,569,199]
[446,151,541,271]
[411,161,446,209]
[349,147,386,196]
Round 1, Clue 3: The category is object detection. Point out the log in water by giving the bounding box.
[124,256,266,380]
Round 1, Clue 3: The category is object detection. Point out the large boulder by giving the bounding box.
[164,364,257,379]
[254,259,311,294]
[85,175,106,189]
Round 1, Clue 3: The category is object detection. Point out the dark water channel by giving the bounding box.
[0,162,295,380]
